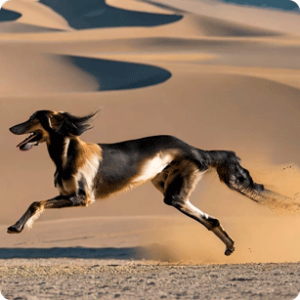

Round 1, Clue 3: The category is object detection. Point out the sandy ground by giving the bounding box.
[1,0,300,299]
[1,263,300,300]
[2,215,300,299]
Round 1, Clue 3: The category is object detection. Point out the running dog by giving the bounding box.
[7,110,286,256]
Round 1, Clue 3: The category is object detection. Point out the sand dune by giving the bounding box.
[0,22,61,33]
[2,0,72,32]
[0,8,21,22]
[163,14,281,37]
[0,48,99,94]
[222,0,299,12]
[71,56,171,90]
[0,48,171,94]
[1,0,300,270]
[38,0,182,30]
[107,0,175,14]
[148,0,300,35]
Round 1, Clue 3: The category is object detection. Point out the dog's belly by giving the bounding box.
[95,152,175,199]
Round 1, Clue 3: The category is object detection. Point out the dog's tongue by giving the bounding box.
[19,143,33,151]
[17,134,36,151]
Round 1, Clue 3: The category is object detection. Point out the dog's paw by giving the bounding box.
[7,225,23,234]
[225,246,235,256]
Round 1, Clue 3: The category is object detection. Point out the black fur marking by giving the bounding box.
[206,217,220,230]
[208,150,265,196]
[9,121,31,135]
[55,112,97,137]
[159,181,165,190]
[78,176,87,198]
[48,135,67,171]
[164,175,184,206]
[7,224,24,234]
[94,144,139,198]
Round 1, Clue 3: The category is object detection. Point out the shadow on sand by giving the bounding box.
[40,0,183,29]
[0,246,170,261]
[70,56,172,90]
[0,9,21,22]
[222,0,299,12]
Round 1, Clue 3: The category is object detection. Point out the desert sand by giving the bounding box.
[1,0,300,299]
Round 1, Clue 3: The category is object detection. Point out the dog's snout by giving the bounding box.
[10,126,20,135]
[9,123,28,135]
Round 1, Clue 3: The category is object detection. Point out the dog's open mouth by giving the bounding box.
[16,132,41,151]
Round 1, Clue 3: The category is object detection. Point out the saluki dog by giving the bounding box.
[8,110,283,256]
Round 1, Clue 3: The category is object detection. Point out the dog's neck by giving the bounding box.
[47,135,82,171]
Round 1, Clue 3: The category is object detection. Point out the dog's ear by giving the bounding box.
[48,113,64,132]
[53,111,98,136]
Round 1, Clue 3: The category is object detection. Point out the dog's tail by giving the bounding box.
[206,150,299,213]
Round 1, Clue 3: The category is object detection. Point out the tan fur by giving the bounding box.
[22,120,50,144]
[57,177,77,196]
[152,158,204,197]
[48,111,63,132]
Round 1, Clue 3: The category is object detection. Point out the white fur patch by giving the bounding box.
[76,153,100,203]
[25,207,45,229]
[62,138,70,168]
[132,152,174,185]
[185,200,210,219]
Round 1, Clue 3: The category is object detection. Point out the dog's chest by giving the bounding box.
[54,154,100,196]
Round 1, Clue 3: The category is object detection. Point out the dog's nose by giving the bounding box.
[9,125,21,135]
[9,126,16,133]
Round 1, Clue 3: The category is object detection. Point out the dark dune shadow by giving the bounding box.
[222,0,299,12]
[39,0,183,29]
[70,56,172,90]
[0,247,142,259]
[0,246,167,260]
[0,9,21,22]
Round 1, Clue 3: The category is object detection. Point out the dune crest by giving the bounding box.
[38,0,182,30]
[2,0,72,31]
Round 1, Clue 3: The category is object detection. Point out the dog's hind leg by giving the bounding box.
[7,195,88,234]
[153,163,235,256]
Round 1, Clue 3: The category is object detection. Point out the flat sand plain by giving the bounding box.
[1,0,300,299]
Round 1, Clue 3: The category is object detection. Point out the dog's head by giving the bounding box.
[9,110,97,151]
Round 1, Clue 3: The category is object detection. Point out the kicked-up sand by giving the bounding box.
[1,0,300,299]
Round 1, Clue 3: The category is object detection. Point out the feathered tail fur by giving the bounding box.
[207,150,299,213]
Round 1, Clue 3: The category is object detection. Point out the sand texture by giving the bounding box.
[1,263,300,300]
[1,0,300,299]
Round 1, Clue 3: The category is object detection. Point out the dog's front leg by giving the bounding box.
[7,195,74,234]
